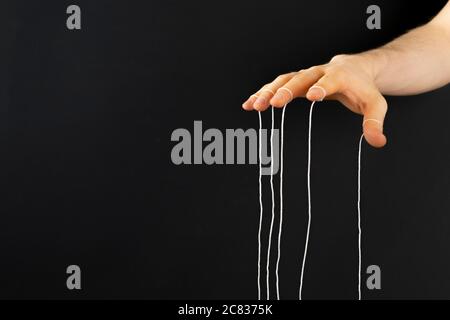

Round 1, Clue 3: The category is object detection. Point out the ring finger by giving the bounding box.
[252,72,297,111]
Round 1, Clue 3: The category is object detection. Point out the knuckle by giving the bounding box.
[324,68,346,88]
[359,100,371,112]
[275,74,289,82]
[292,72,304,81]
[317,73,331,85]
[274,75,283,82]
[330,54,349,63]
[378,97,388,112]
[261,85,275,95]
[360,93,387,114]
[307,65,321,73]
[326,64,345,77]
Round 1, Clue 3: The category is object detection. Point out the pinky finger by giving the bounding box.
[242,94,259,111]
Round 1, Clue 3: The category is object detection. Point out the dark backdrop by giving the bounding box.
[2,0,450,299]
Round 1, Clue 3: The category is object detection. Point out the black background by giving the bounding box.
[2,0,450,300]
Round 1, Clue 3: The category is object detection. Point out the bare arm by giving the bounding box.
[362,1,450,95]
[242,2,450,148]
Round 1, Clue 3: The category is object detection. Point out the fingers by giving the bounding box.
[242,62,389,149]
[242,89,275,112]
[270,67,324,107]
[362,92,388,148]
[306,72,342,101]
[253,88,275,111]
[242,68,325,111]
[242,94,259,111]
[242,73,297,111]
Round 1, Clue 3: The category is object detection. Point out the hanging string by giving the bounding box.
[257,111,263,300]
[299,100,316,300]
[275,103,288,300]
[357,118,381,300]
[357,134,363,301]
[266,106,276,300]
[256,95,371,301]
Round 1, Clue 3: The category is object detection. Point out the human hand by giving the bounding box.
[242,54,388,148]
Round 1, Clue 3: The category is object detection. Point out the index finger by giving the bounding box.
[270,67,324,107]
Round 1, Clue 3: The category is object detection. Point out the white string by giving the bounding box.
[299,100,316,300]
[257,98,365,301]
[357,134,364,300]
[266,107,276,300]
[275,104,288,300]
[257,111,263,300]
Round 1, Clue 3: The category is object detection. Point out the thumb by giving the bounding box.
[362,92,388,148]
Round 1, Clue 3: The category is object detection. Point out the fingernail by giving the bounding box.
[254,96,266,108]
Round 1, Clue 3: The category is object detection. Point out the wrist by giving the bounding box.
[354,50,388,86]
[330,52,385,86]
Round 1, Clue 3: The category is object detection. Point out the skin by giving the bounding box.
[242,1,450,148]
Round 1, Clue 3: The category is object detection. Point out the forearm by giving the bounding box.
[357,18,450,95]
[244,2,450,148]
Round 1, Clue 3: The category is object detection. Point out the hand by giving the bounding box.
[242,54,388,148]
